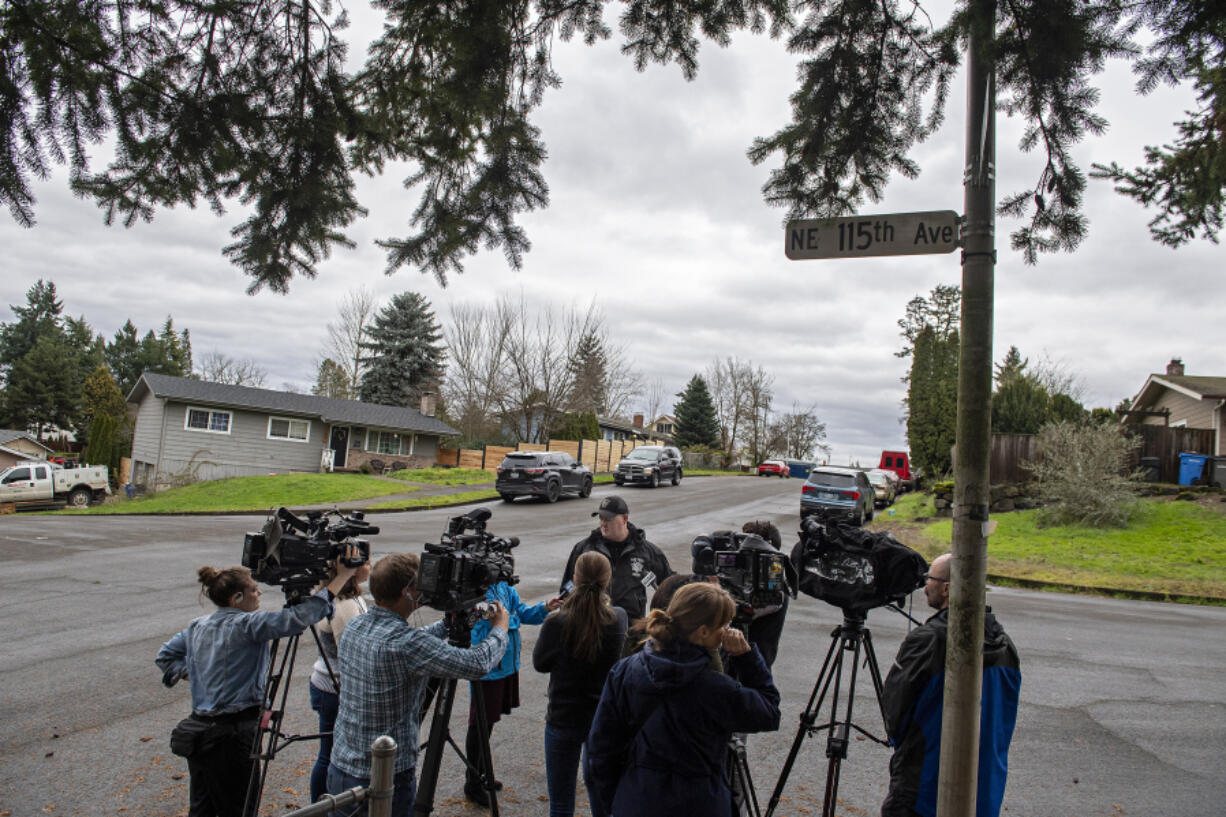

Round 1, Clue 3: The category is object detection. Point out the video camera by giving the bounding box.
[789,516,927,614]
[692,531,795,620]
[418,508,518,615]
[242,507,376,602]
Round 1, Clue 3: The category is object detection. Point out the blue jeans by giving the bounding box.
[308,684,339,804]
[545,722,604,817]
[326,765,416,817]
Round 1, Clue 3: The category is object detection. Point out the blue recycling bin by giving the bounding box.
[1177,452,1209,486]
[787,460,816,479]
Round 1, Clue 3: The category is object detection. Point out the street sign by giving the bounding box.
[785,210,961,260]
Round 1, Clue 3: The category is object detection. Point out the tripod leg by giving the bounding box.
[765,628,844,817]
[413,677,458,817]
[469,683,500,816]
[862,629,890,737]
[244,634,299,817]
[821,632,863,817]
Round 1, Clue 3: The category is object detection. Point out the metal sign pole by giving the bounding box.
[938,0,996,815]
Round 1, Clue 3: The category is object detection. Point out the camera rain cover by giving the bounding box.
[790,523,927,612]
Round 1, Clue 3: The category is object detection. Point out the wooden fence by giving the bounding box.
[968,426,1217,485]
[437,438,665,473]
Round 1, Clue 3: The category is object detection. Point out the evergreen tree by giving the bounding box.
[105,321,145,396]
[313,358,352,399]
[1047,392,1089,425]
[4,3,1218,290]
[0,279,63,381]
[994,346,1029,387]
[552,410,600,442]
[991,375,1050,434]
[566,331,609,414]
[906,326,959,478]
[5,334,80,439]
[358,292,446,407]
[105,318,193,395]
[673,375,721,449]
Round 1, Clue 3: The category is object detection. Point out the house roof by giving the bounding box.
[0,429,53,453]
[127,373,458,437]
[597,415,651,437]
[1128,373,1226,418]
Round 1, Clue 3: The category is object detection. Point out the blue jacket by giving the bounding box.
[469,581,549,681]
[881,607,1021,817]
[584,639,781,817]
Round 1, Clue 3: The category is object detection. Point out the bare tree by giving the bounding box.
[322,286,376,400]
[739,364,775,465]
[706,357,758,460]
[1030,351,1086,401]
[499,294,578,443]
[640,376,668,423]
[443,302,513,442]
[770,403,831,460]
[197,350,268,387]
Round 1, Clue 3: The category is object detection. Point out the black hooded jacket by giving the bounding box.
[561,523,673,620]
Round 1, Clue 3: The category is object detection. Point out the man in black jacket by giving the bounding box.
[560,495,673,621]
[880,553,1021,817]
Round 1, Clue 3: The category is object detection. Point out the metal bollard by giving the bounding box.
[273,736,397,817]
[368,735,397,817]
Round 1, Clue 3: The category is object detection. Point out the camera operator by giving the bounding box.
[155,550,359,817]
[880,553,1021,817]
[327,553,511,817]
[561,495,673,621]
[738,520,789,669]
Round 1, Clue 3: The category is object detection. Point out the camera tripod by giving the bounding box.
[413,610,500,817]
[242,601,338,817]
[725,615,765,817]
[764,611,890,817]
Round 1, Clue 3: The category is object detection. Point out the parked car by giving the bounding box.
[866,470,897,507]
[800,466,874,526]
[757,459,789,478]
[877,450,913,490]
[0,461,111,508]
[614,445,683,488]
[496,451,593,503]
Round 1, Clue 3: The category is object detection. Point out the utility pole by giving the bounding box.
[938,0,995,815]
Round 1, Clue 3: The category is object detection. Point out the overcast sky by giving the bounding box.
[3,3,1222,466]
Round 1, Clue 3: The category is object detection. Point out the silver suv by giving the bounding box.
[800,466,875,526]
[614,445,683,488]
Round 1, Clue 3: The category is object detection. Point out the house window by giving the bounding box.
[268,417,311,442]
[186,407,232,434]
[366,430,407,456]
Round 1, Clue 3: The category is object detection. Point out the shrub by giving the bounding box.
[1027,421,1143,527]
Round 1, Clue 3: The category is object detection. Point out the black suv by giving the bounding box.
[496,451,593,503]
[614,445,683,488]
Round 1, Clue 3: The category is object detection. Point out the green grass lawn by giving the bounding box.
[386,467,495,486]
[56,473,417,514]
[876,492,1226,600]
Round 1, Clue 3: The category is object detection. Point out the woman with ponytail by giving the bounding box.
[533,552,628,817]
[584,582,781,817]
[156,554,357,817]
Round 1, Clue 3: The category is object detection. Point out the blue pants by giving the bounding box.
[308,684,339,804]
[545,722,606,817]
[326,765,416,817]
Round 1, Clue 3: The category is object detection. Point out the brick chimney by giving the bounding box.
[419,391,437,417]
[633,413,644,428]
[1166,358,1185,376]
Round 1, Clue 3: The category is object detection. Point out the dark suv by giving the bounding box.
[496,451,593,503]
[614,445,683,488]
[800,466,875,526]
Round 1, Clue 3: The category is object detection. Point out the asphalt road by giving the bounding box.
[1,476,1223,817]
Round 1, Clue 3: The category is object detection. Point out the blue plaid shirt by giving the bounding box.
[331,607,509,777]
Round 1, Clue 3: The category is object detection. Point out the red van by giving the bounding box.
[878,451,913,489]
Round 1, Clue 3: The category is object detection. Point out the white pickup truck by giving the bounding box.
[0,461,112,508]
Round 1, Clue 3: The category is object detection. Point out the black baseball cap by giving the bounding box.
[592,495,629,519]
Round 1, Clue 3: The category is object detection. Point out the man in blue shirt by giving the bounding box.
[328,552,510,817]
[880,554,1021,817]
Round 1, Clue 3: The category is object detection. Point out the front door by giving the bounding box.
[330,426,349,469]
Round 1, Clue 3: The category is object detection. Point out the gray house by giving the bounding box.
[127,373,458,488]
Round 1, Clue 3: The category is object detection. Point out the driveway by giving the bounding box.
[0,476,1222,816]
